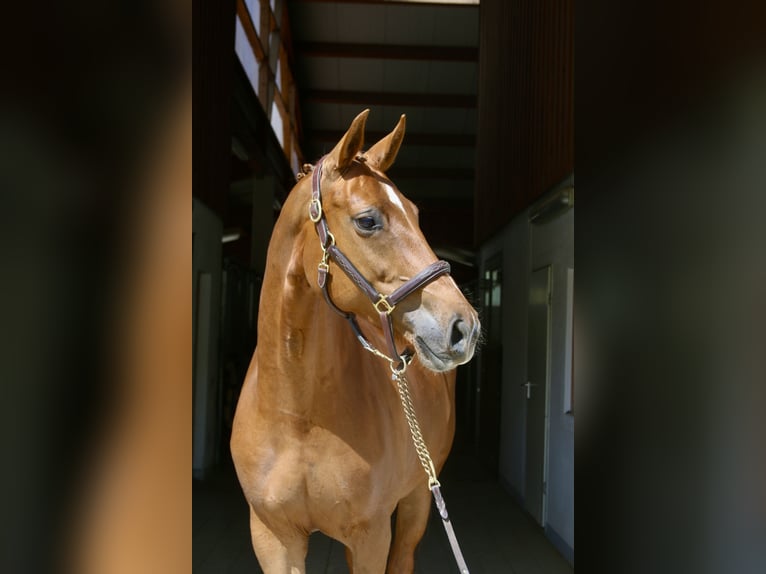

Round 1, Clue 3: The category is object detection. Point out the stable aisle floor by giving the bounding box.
[193,445,573,574]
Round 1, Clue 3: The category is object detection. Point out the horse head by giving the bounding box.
[302,109,480,372]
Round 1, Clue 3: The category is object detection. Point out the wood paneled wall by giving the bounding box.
[475,0,573,245]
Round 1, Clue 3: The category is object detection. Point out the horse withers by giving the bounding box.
[230,109,480,573]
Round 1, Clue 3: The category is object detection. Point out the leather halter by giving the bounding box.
[309,156,451,371]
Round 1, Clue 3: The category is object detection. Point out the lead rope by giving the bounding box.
[390,361,471,574]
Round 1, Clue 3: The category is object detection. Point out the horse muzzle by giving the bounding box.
[407,309,480,372]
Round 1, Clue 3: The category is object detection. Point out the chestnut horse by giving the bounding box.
[231,110,480,573]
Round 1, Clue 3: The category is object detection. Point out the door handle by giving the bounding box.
[521,381,537,399]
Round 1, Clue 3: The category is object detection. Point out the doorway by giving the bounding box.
[525,265,552,524]
[477,257,503,472]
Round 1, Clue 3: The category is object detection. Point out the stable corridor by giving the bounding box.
[193,444,573,574]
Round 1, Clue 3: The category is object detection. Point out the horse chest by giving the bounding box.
[247,370,450,522]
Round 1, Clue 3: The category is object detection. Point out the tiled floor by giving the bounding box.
[193,443,573,574]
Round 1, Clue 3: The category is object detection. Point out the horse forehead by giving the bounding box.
[380,181,406,213]
[341,174,407,214]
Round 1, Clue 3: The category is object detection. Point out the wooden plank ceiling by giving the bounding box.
[286,0,480,270]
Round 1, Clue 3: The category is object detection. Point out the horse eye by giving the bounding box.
[354,216,379,233]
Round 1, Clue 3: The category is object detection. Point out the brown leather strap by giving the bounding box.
[310,156,450,369]
[376,260,450,365]
[388,260,451,306]
[327,245,381,303]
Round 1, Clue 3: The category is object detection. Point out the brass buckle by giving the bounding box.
[374,295,395,315]
[308,198,322,222]
[322,231,336,251]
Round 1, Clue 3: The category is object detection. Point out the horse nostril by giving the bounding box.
[450,319,467,352]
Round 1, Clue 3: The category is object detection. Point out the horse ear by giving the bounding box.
[326,109,369,175]
[366,114,406,173]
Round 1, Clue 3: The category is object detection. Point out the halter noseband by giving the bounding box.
[308,156,451,372]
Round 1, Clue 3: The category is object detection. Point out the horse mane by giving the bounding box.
[295,153,369,181]
[295,163,314,180]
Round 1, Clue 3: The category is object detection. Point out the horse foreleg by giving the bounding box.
[386,486,432,574]
[343,517,392,574]
[247,505,308,574]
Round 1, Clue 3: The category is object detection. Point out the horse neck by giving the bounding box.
[254,182,375,414]
[257,269,374,415]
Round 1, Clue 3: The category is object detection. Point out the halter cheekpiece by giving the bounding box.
[308,156,451,372]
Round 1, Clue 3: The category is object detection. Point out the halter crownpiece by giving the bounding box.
[308,156,451,371]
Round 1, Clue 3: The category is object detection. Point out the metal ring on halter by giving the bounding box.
[321,230,336,252]
[389,354,412,377]
[374,294,395,315]
[309,198,323,222]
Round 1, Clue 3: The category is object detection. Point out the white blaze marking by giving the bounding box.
[382,182,406,214]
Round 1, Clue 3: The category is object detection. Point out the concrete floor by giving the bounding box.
[193,444,573,574]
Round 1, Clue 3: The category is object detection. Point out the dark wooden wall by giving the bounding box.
[474,0,574,245]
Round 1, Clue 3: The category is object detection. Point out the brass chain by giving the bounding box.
[392,369,441,489]
[393,365,471,573]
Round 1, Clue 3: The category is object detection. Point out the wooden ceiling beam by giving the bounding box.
[303,89,476,108]
[307,129,474,147]
[388,167,474,180]
[293,0,478,7]
[296,42,477,62]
